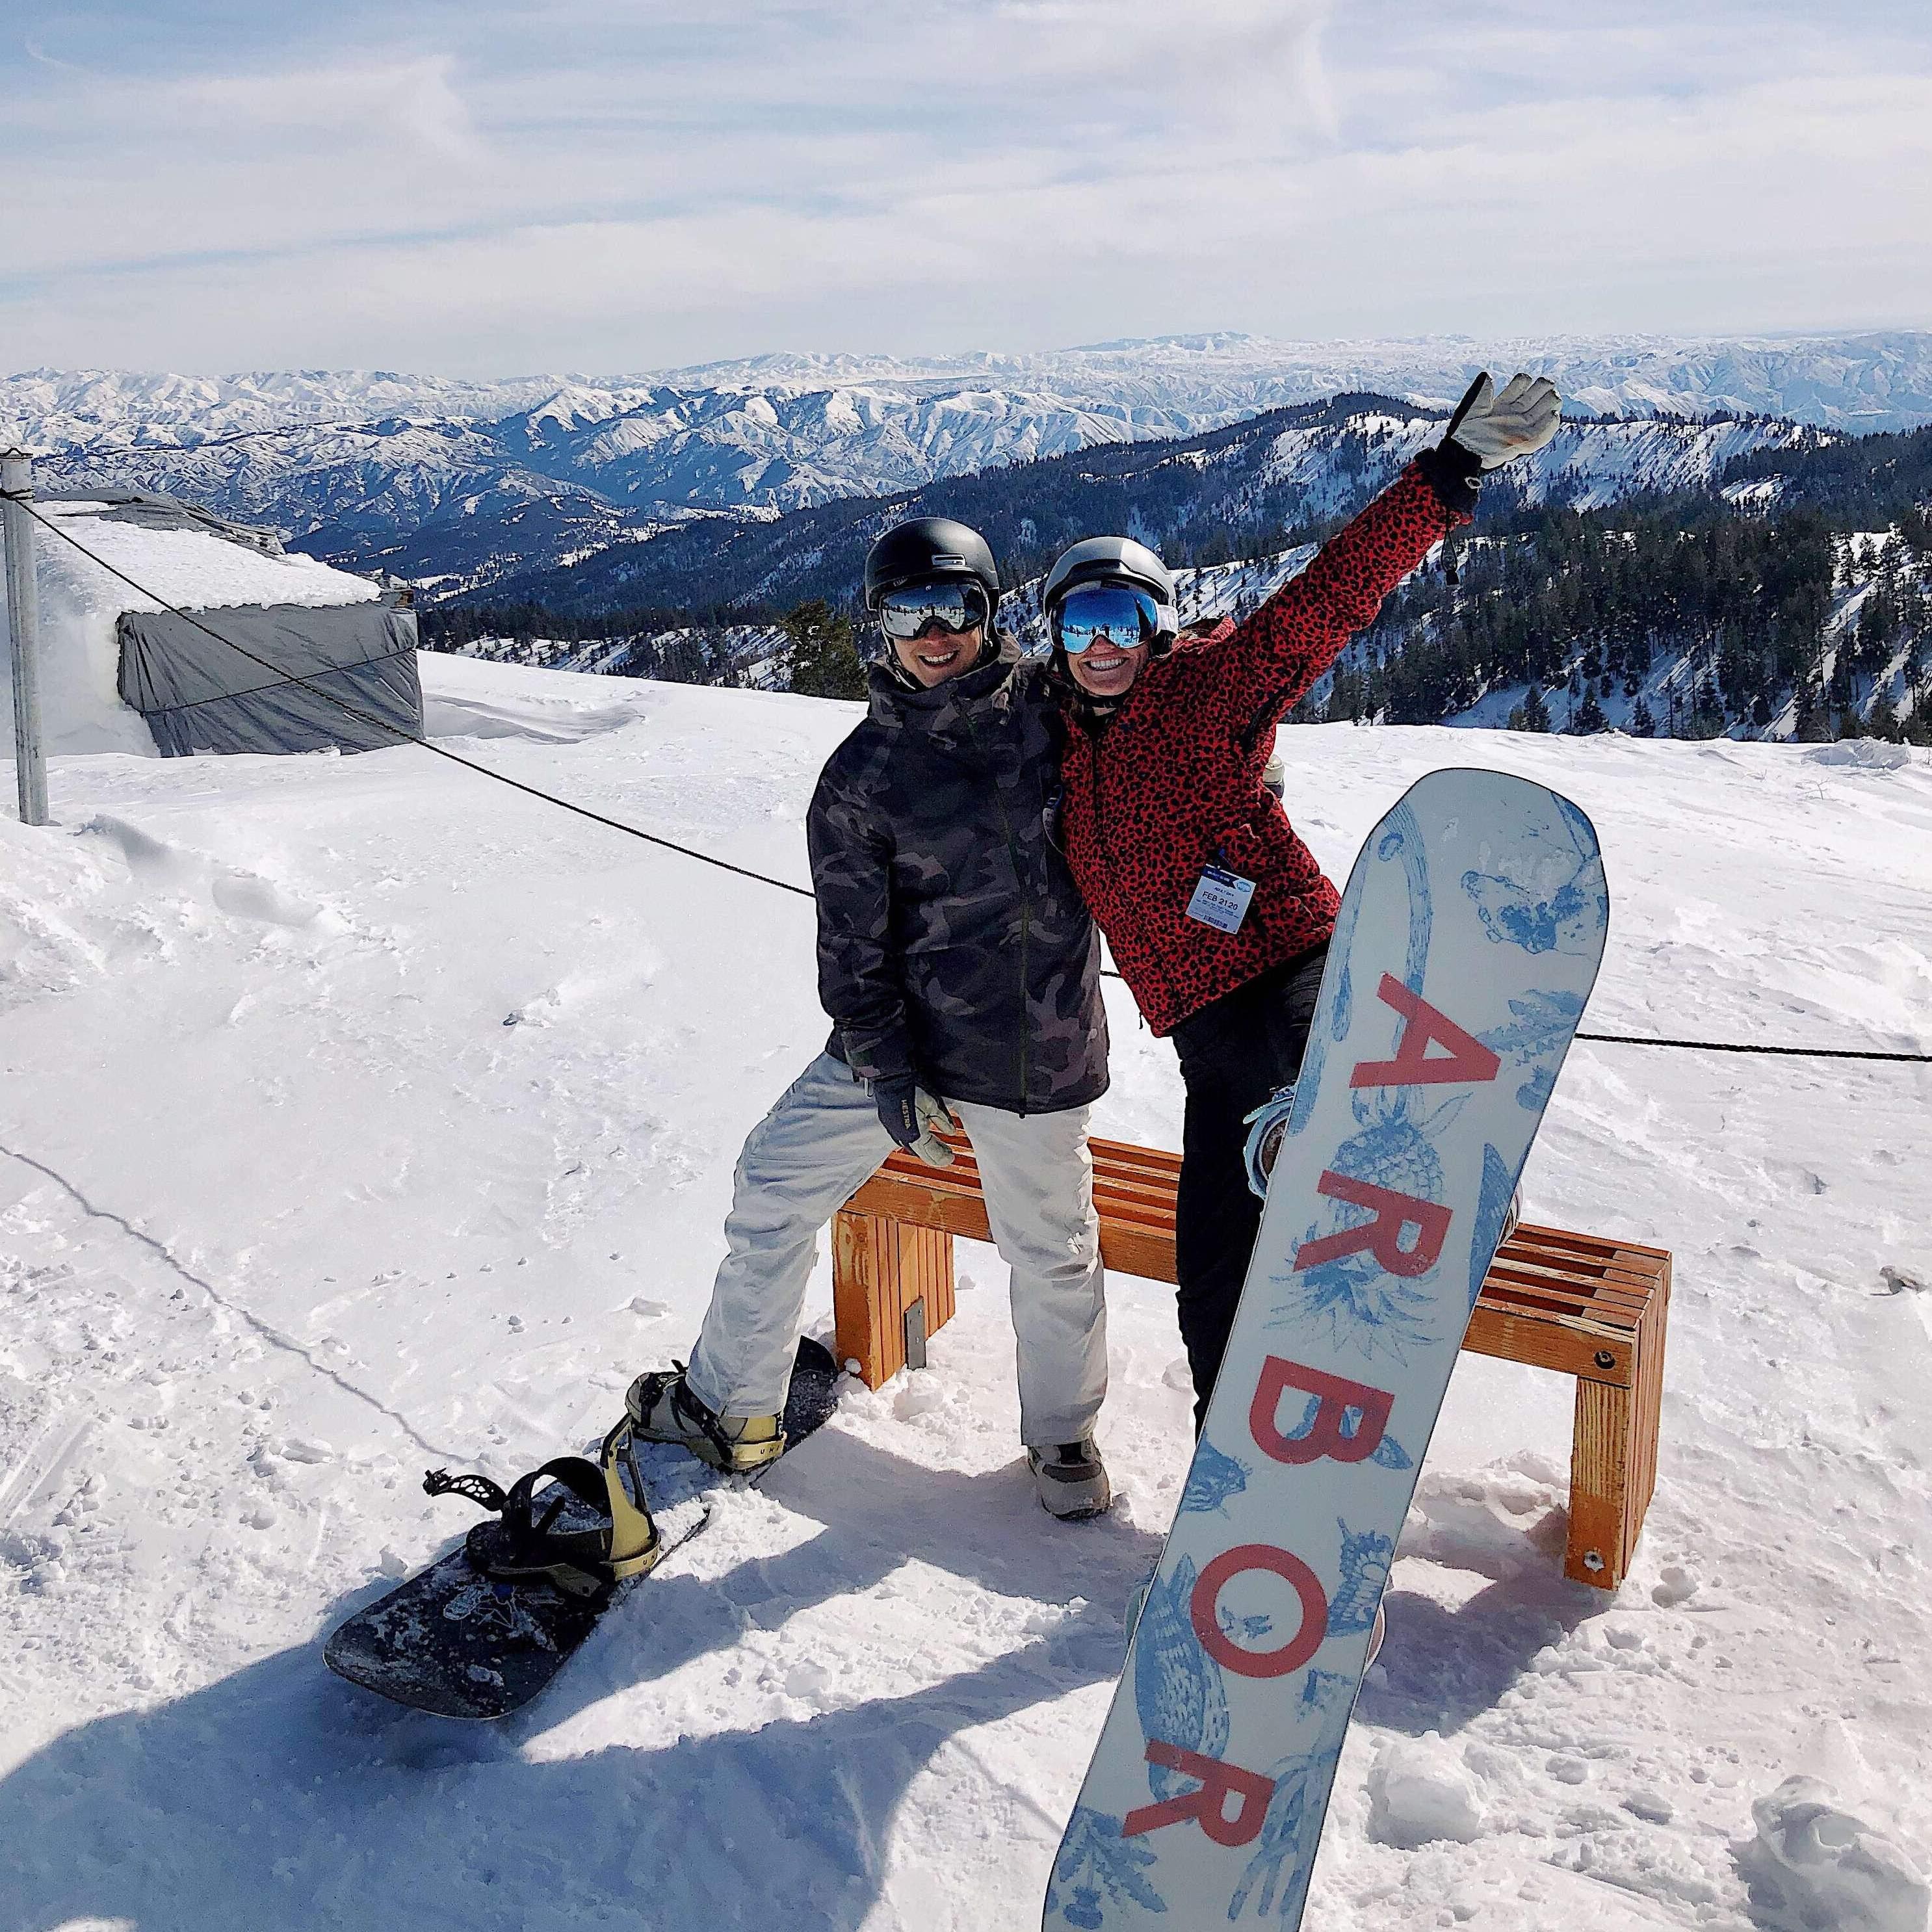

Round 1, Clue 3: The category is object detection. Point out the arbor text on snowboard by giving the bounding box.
[1044,766,1609,1929]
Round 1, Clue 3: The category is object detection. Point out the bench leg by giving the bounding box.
[832,1210,956,1390]
[1567,1376,1639,1589]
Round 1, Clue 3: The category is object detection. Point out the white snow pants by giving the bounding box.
[685,1052,1107,1446]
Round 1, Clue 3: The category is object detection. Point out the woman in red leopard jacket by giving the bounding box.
[1047,374,1561,1425]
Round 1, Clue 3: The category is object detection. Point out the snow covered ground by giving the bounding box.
[1,655,1929,1932]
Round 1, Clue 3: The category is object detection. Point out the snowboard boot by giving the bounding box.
[1028,1439,1112,1521]
[625,1364,784,1474]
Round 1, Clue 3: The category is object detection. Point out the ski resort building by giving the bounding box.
[1,492,417,758]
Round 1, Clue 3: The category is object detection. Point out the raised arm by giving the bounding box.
[805,756,916,1087]
[1208,372,1561,731]
[1208,457,1471,731]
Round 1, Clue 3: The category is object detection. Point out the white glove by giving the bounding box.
[877,1076,959,1168]
[907,1088,958,1168]
[1445,371,1561,469]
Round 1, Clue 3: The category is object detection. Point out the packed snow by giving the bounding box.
[1,654,1929,1932]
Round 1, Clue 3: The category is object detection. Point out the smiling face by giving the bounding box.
[1065,635,1151,700]
[891,621,984,687]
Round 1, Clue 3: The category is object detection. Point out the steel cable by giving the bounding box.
[8,493,1926,1065]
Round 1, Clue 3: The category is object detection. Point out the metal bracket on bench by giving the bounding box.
[904,1296,928,1371]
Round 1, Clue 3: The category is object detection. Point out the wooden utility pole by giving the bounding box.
[1,450,47,825]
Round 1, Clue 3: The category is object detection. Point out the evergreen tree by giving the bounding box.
[1826,649,1856,711]
[1793,675,1830,742]
[1688,677,1728,739]
[1508,684,1552,733]
[1572,691,1609,734]
[784,600,868,699]
[1630,697,1657,738]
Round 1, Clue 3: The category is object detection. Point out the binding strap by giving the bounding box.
[424,1418,662,1600]
[631,1361,744,1469]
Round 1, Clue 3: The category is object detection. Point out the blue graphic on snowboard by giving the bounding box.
[1041,770,1608,1932]
[1460,796,1608,957]
[1267,1085,1464,1363]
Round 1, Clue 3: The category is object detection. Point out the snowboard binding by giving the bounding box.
[424,1416,666,1604]
[1242,1082,1298,1199]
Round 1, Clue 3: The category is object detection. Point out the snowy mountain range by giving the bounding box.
[388,393,1818,612]
[10,331,1929,552]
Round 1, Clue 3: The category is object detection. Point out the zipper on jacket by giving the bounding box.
[963,707,1032,1114]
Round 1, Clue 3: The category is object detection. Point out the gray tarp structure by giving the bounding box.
[117,597,422,757]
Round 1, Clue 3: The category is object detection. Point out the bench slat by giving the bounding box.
[838,1134,1669,1591]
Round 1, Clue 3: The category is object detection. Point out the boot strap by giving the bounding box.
[425,1419,660,1600]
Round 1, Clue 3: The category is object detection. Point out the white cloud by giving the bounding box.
[176,57,483,161]
[0,0,1925,374]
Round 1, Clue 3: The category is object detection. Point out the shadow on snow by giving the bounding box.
[0,1428,1160,1932]
[0,1417,1617,1928]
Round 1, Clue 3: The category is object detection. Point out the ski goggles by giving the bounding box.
[1053,582,1161,656]
[876,581,991,641]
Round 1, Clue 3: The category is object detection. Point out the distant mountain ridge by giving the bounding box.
[375,391,1817,613]
[10,330,1931,543]
[9,328,1925,614]
[12,328,1931,450]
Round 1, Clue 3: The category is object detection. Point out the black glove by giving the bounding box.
[873,1075,958,1168]
[1414,434,1484,516]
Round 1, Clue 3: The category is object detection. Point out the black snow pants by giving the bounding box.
[1170,943,1329,1431]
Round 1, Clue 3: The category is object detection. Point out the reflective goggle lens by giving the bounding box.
[1055,584,1158,655]
[878,582,989,640]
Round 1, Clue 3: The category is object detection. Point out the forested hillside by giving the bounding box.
[1318,504,1931,742]
[416,393,1807,614]
[422,414,1932,742]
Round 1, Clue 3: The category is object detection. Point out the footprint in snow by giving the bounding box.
[211,870,322,927]
[1736,1776,1929,1932]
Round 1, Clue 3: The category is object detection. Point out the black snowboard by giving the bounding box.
[325,1338,842,1719]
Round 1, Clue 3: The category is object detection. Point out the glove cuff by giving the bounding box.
[1415,440,1483,516]
[870,1073,920,1149]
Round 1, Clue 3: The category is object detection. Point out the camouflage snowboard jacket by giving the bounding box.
[807,646,1108,1114]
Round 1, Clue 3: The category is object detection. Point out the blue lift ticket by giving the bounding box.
[1184,865,1257,933]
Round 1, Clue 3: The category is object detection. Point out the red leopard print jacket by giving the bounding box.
[1059,461,1468,1035]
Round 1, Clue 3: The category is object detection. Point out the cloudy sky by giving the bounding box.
[3,0,1929,377]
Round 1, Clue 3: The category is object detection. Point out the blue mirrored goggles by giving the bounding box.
[1053,583,1160,656]
[877,581,991,641]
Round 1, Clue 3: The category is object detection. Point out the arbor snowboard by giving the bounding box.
[1045,768,1608,1929]
[326,1337,842,1719]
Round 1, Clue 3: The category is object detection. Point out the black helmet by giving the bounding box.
[1041,536,1179,651]
[863,516,1000,612]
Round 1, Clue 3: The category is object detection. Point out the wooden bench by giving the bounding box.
[833,1134,1669,1591]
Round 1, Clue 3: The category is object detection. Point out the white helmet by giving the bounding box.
[1041,536,1179,653]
